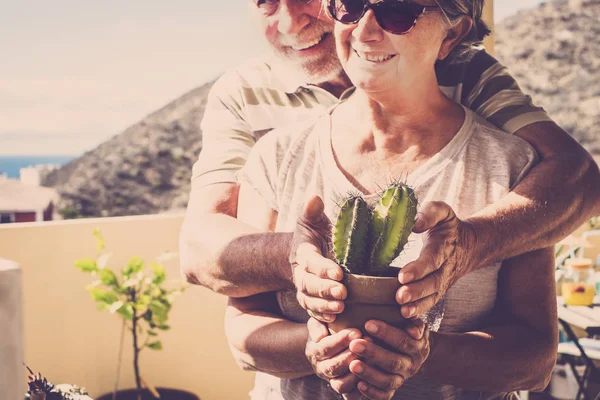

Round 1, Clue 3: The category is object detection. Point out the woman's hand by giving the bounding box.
[290,196,347,323]
[349,319,430,400]
[305,317,364,396]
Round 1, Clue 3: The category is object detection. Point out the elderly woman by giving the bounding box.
[226,0,558,399]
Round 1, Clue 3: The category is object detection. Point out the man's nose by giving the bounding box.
[277,0,312,36]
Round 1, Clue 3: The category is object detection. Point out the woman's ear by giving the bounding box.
[438,16,473,60]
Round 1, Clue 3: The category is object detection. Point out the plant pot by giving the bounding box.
[96,388,199,400]
[328,274,408,335]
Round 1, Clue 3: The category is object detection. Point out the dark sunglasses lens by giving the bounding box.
[374,2,418,34]
[330,0,365,23]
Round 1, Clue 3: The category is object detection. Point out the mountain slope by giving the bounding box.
[495,0,600,154]
[44,81,214,217]
[45,0,600,218]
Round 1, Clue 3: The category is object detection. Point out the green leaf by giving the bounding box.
[109,301,124,313]
[150,263,166,285]
[157,324,170,331]
[147,341,162,350]
[75,258,98,273]
[107,301,134,320]
[148,285,161,297]
[116,303,135,320]
[136,295,151,307]
[149,300,169,325]
[123,256,145,278]
[87,287,118,305]
[100,269,119,287]
[147,330,158,336]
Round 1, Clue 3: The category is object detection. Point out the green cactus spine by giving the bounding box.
[369,184,418,276]
[333,195,371,274]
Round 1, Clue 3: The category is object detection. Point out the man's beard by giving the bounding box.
[274,20,343,85]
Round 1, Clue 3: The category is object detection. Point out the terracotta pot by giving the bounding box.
[96,388,199,400]
[328,274,407,335]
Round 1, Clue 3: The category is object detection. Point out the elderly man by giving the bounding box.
[180,0,598,316]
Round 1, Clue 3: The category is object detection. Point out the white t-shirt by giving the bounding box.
[237,106,538,400]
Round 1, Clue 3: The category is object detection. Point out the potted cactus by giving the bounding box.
[328,183,418,335]
[75,229,197,400]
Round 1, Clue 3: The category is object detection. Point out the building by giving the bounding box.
[0,169,58,224]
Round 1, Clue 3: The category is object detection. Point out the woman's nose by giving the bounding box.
[352,9,384,42]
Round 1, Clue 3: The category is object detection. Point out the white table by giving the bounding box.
[557,297,600,400]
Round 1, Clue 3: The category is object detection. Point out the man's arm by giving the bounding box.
[224,292,314,379]
[179,72,295,297]
[470,121,600,266]
[179,183,294,297]
[219,180,314,378]
[396,121,599,318]
[461,52,600,264]
[420,247,559,392]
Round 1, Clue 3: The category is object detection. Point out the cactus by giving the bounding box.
[333,195,371,274]
[332,183,418,277]
[369,183,418,276]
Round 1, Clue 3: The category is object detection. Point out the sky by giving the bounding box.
[0,0,544,156]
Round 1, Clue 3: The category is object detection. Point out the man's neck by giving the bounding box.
[312,72,353,99]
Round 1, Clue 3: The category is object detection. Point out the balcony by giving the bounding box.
[0,213,254,399]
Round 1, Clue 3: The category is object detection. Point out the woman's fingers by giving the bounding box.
[350,359,405,392]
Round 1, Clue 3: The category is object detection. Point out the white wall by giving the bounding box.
[0,214,254,399]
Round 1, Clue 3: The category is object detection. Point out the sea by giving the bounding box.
[0,155,76,179]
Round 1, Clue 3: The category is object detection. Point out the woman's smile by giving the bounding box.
[352,48,397,63]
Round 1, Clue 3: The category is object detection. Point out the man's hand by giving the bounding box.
[348,319,430,400]
[306,317,363,396]
[290,196,347,322]
[396,201,477,318]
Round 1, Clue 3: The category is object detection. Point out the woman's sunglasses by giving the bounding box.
[328,0,439,35]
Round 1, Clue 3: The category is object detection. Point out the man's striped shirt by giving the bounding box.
[192,50,551,190]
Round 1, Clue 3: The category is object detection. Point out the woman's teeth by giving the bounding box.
[355,50,395,62]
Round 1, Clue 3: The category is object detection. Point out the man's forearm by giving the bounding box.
[423,325,556,392]
[468,145,600,269]
[225,298,313,379]
[181,212,294,297]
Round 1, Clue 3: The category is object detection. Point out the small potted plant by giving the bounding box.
[24,366,92,400]
[327,183,418,335]
[75,229,197,400]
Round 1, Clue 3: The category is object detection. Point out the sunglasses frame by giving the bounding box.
[328,0,439,35]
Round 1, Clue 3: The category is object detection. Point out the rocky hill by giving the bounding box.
[45,0,600,218]
[495,0,600,154]
[43,81,213,217]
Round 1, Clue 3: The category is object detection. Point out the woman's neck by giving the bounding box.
[336,83,465,157]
